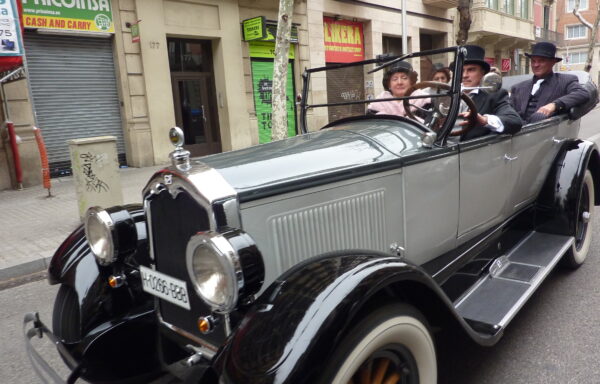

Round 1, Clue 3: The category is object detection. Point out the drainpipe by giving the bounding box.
[402,0,408,54]
[6,121,23,190]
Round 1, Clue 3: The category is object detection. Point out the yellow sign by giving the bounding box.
[243,16,266,41]
[249,41,295,59]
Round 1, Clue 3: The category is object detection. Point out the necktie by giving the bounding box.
[531,79,543,95]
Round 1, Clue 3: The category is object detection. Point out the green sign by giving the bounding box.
[131,22,140,43]
[242,16,266,41]
[251,60,296,143]
[22,0,114,33]
[262,23,298,43]
[249,41,295,59]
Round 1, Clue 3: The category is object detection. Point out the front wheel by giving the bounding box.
[562,169,594,269]
[323,304,437,384]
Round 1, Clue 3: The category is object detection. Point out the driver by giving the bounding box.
[455,45,522,140]
[367,61,430,117]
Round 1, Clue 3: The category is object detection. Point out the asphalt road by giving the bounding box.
[3,109,600,383]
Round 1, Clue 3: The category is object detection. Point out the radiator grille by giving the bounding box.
[148,188,225,346]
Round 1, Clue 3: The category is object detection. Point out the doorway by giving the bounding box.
[168,38,221,156]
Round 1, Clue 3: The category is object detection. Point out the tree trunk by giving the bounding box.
[271,0,294,141]
[456,0,472,45]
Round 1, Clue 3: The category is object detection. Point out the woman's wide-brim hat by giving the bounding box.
[524,42,562,62]
[451,45,490,73]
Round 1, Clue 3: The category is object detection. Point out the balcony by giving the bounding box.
[422,0,458,9]
[534,27,564,46]
[469,0,535,43]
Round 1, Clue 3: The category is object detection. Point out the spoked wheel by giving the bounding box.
[324,304,436,384]
[562,169,594,269]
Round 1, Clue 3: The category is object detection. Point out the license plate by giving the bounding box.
[140,266,191,310]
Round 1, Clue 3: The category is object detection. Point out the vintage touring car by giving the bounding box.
[25,46,599,383]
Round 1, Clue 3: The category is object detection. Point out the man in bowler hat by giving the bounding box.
[510,42,589,123]
[455,45,522,140]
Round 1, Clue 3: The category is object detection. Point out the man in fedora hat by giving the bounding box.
[510,42,589,123]
[454,45,522,139]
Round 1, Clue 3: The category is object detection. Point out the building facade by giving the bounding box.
[1,0,477,190]
[555,0,600,82]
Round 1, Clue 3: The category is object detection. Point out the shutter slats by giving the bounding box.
[24,32,125,168]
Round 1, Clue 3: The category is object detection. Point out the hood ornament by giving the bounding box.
[168,127,191,171]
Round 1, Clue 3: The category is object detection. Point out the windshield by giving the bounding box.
[300,47,463,137]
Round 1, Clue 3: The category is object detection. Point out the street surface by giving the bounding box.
[2,108,600,383]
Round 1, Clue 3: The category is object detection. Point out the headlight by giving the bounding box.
[186,230,264,313]
[84,206,137,266]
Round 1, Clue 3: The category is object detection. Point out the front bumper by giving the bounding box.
[23,312,82,384]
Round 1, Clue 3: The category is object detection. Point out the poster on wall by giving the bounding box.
[251,60,296,144]
[22,0,114,33]
[323,17,364,63]
[0,0,24,56]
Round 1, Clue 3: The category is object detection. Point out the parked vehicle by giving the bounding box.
[25,46,600,384]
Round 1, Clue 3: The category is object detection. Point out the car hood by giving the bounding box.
[198,118,427,202]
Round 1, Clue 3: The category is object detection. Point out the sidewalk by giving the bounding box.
[0,165,164,281]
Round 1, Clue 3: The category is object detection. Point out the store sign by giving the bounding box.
[242,16,266,41]
[484,57,496,66]
[251,60,296,143]
[130,20,139,43]
[501,58,511,72]
[22,0,114,33]
[0,0,24,57]
[323,17,364,63]
[249,40,295,59]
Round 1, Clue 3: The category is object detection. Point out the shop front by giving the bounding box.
[22,0,123,176]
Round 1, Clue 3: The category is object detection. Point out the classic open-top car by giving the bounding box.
[25,46,599,383]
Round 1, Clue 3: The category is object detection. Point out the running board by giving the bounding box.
[454,231,573,335]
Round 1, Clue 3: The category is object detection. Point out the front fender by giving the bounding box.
[536,139,600,235]
[212,251,497,384]
[47,204,150,333]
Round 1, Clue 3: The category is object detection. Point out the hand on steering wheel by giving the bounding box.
[403,81,478,136]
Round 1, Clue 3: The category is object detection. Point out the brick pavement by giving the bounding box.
[0,165,164,281]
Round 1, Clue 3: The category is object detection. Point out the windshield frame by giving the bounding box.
[300,46,466,146]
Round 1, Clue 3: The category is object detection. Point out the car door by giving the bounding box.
[457,134,513,243]
[507,119,560,213]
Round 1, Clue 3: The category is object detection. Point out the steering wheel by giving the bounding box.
[403,81,478,136]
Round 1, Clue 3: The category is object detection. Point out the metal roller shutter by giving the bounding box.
[325,64,365,123]
[24,32,125,176]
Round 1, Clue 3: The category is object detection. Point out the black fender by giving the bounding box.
[47,204,152,333]
[211,251,500,384]
[536,139,600,235]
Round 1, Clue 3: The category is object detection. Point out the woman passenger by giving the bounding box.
[431,67,451,83]
[367,61,429,117]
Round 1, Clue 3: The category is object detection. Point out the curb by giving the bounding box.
[0,257,51,282]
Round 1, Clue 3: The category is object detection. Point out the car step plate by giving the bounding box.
[454,231,573,335]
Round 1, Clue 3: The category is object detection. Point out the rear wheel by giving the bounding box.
[563,169,594,269]
[323,304,436,384]
[52,285,81,343]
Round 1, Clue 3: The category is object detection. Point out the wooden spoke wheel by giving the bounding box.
[323,304,436,384]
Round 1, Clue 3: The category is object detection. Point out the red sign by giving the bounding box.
[323,17,364,63]
[484,57,496,66]
[501,58,511,72]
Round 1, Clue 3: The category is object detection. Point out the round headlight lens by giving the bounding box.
[84,207,115,265]
[187,234,238,313]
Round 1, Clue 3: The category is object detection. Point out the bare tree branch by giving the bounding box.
[572,0,599,72]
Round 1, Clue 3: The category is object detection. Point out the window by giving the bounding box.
[488,0,499,10]
[566,24,587,39]
[504,0,515,14]
[567,0,588,12]
[566,51,588,64]
[520,0,529,19]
